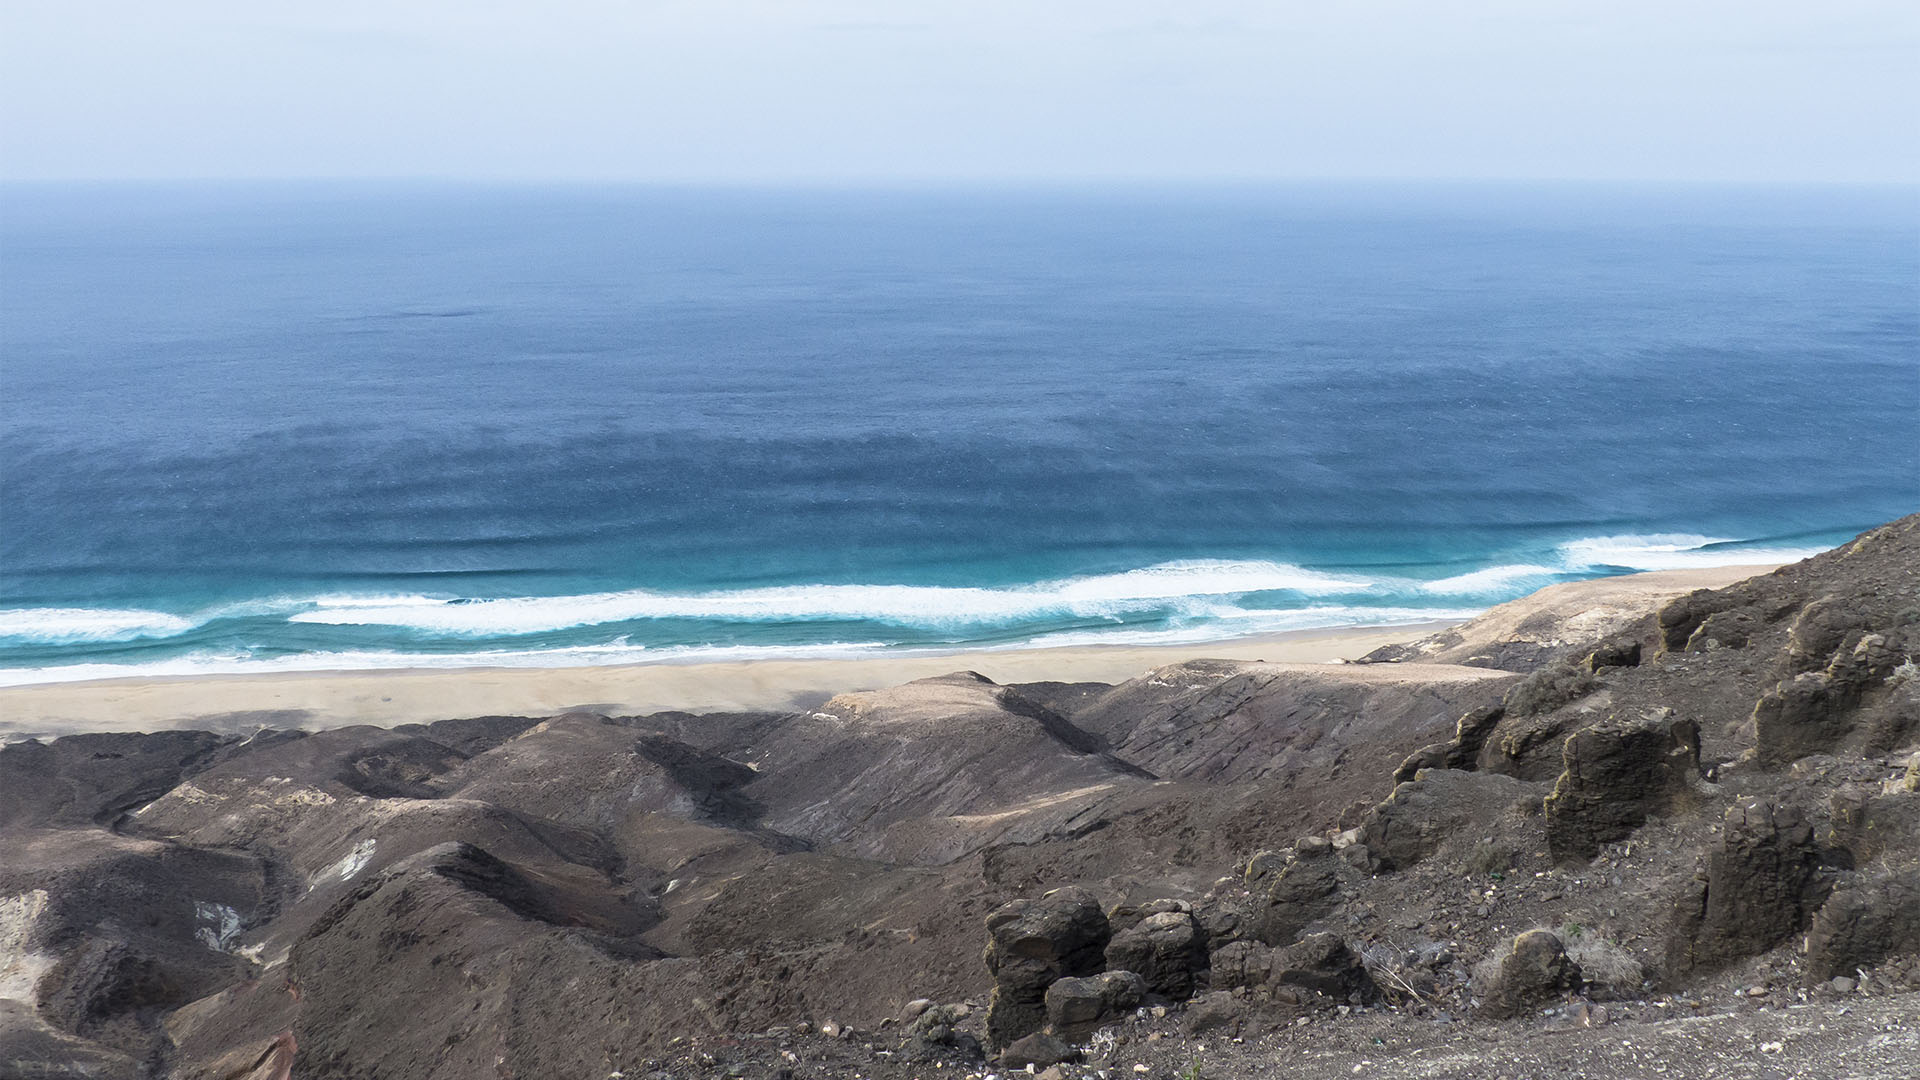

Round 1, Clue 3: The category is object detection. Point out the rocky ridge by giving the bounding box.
[0,516,1916,1079]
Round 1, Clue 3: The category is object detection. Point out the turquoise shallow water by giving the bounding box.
[1,183,1915,683]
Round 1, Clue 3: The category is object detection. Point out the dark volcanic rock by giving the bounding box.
[1474,930,1582,1019]
[1392,705,1505,784]
[1272,932,1377,1001]
[1682,609,1760,652]
[1205,939,1273,991]
[983,887,1110,1048]
[1805,871,1920,980]
[1250,843,1344,946]
[1044,970,1144,1041]
[1502,659,1600,719]
[1584,636,1643,672]
[1104,910,1205,999]
[0,730,237,829]
[1182,990,1247,1034]
[1543,708,1701,861]
[1781,596,1871,677]
[1068,661,1514,786]
[1831,788,1920,866]
[1671,801,1831,974]
[1362,769,1544,871]
[1753,673,1853,769]
[1104,897,1192,937]
[1658,588,1743,652]
[998,1031,1076,1069]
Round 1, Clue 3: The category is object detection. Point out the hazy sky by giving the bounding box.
[2,0,1915,183]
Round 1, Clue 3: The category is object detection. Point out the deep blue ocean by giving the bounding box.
[1,183,1915,685]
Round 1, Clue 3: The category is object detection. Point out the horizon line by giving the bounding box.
[5,174,1917,190]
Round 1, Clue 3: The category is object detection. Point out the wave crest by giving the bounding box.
[286,560,1377,636]
[0,607,199,644]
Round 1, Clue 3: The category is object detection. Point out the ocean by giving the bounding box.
[1,182,1915,685]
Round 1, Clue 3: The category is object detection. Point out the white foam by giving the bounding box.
[997,606,1481,649]
[0,640,894,687]
[287,560,1377,636]
[0,607,199,644]
[1417,564,1564,596]
[1556,534,1823,572]
[0,603,1491,688]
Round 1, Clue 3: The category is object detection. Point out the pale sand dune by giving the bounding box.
[0,564,1779,739]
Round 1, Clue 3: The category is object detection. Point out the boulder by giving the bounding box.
[1671,801,1830,973]
[1206,940,1273,991]
[1362,769,1543,871]
[1044,970,1144,1041]
[1473,930,1582,1019]
[1657,588,1740,652]
[1781,597,1868,676]
[1804,871,1920,980]
[901,1003,980,1059]
[1104,897,1192,937]
[1251,846,1342,946]
[1182,991,1245,1035]
[1392,706,1505,783]
[983,887,1110,1048]
[1502,660,1599,719]
[998,1031,1076,1069]
[1542,709,1700,861]
[1272,933,1377,1002]
[1584,637,1642,672]
[1104,911,1205,999]
[1753,673,1850,768]
[1830,788,1920,866]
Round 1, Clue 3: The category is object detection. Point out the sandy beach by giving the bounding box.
[0,564,1780,740]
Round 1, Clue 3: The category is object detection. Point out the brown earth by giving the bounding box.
[1,517,1916,1079]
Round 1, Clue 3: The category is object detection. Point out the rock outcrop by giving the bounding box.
[1104,910,1205,999]
[1670,801,1831,973]
[983,888,1111,1048]
[1542,708,1701,861]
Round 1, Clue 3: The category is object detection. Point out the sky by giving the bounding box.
[1,0,1916,183]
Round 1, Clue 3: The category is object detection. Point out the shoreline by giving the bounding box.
[0,564,1782,739]
[0,621,1449,739]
